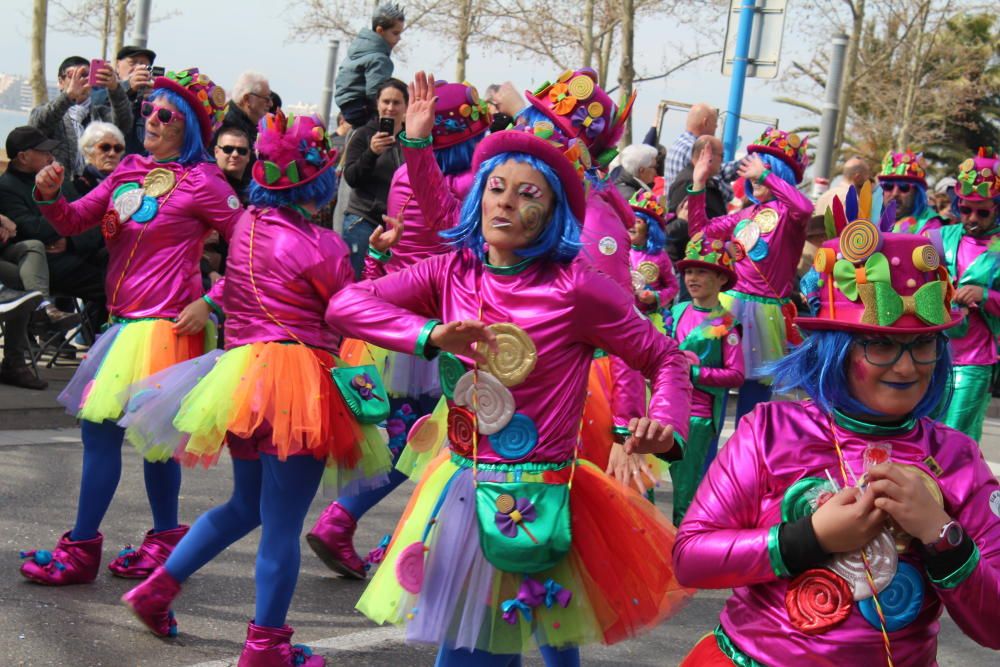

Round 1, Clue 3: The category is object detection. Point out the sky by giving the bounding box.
[1,0,818,152]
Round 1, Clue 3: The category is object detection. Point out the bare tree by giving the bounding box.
[31,0,48,105]
[114,0,128,55]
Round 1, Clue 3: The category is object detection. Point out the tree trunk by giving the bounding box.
[455,0,471,81]
[30,0,48,106]
[834,0,864,161]
[617,0,635,145]
[99,0,111,59]
[896,1,931,149]
[114,0,128,56]
[598,25,615,90]
[582,0,594,69]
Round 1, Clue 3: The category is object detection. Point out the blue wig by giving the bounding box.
[440,152,581,263]
[435,133,483,176]
[246,168,338,210]
[514,105,551,128]
[634,210,666,254]
[909,184,930,220]
[767,329,952,419]
[745,153,797,204]
[147,89,212,165]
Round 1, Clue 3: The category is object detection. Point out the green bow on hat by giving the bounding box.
[857,280,948,327]
[262,160,300,185]
[958,179,994,198]
[832,252,891,301]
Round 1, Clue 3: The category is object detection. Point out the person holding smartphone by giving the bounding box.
[341,78,408,278]
[29,55,132,180]
[115,45,157,155]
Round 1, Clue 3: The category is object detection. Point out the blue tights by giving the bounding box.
[71,419,181,541]
[164,453,324,628]
[734,379,772,426]
[434,645,580,667]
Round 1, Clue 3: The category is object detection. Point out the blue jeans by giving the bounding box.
[343,213,376,280]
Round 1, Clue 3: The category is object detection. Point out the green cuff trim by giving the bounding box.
[31,184,60,205]
[686,185,706,195]
[414,319,441,360]
[691,365,701,381]
[612,425,631,437]
[768,523,791,578]
[399,131,433,149]
[757,169,772,185]
[367,246,392,263]
[201,295,223,317]
[714,625,766,667]
[929,543,980,589]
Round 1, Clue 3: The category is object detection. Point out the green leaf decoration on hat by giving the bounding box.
[263,161,282,185]
[285,160,300,184]
[833,252,891,301]
[858,280,947,327]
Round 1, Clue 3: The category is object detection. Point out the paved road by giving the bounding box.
[2,421,998,667]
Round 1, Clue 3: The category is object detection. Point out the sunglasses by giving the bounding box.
[218,145,249,156]
[98,142,124,154]
[140,101,183,124]
[958,205,996,220]
[880,182,912,194]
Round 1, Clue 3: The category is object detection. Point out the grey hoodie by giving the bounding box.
[334,28,394,108]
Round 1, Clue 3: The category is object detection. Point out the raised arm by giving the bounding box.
[33,162,116,236]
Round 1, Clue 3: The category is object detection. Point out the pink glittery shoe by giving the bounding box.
[108,525,189,579]
[306,502,365,579]
[19,531,103,586]
[121,566,181,637]
[237,622,325,667]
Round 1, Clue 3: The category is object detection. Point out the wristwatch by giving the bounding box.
[923,520,963,555]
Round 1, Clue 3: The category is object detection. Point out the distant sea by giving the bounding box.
[0,108,30,157]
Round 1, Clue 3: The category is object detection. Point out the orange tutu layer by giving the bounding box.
[581,355,615,470]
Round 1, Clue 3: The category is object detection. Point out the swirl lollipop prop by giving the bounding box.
[839,219,883,264]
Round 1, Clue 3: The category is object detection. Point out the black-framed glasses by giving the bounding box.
[98,142,124,154]
[140,101,183,124]
[881,181,912,194]
[219,145,249,156]
[855,335,944,367]
[958,205,996,220]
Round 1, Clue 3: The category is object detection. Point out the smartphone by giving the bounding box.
[88,59,106,87]
[151,66,165,78]
[378,117,395,135]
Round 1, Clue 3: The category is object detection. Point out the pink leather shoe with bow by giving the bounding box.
[237,622,324,666]
[108,525,189,579]
[121,566,181,637]
[306,502,365,579]
[20,531,103,585]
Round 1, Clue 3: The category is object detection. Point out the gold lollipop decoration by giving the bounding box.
[753,208,780,234]
[143,168,177,198]
[483,323,537,387]
[637,261,660,285]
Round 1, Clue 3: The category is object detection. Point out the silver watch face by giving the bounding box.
[943,522,963,546]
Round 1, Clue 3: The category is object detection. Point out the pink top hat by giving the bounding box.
[675,231,738,292]
[472,124,591,222]
[251,111,338,191]
[798,184,960,334]
[878,149,928,187]
[152,68,227,146]
[629,190,669,228]
[746,127,809,183]
[524,68,636,166]
[955,147,1000,203]
[431,80,492,150]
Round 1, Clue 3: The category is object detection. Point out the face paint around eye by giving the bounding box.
[518,182,543,199]
[519,201,547,232]
[488,176,505,191]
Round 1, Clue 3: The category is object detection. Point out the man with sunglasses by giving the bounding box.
[213,127,252,197]
[930,147,1000,441]
[878,149,946,235]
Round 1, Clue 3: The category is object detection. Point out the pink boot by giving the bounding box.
[121,566,181,637]
[20,531,103,585]
[237,621,324,667]
[108,525,189,579]
[306,502,365,579]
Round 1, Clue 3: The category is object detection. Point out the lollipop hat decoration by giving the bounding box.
[800,184,961,334]
[878,149,928,187]
[955,147,1000,202]
[629,190,668,227]
[524,68,636,166]
[747,127,810,183]
[152,68,227,145]
[251,111,338,191]
[675,231,738,292]
[431,80,492,150]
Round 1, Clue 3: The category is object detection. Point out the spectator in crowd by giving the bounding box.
[934,176,958,223]
[114,45,156,155]
[0,126,106,326]
[0,284,45,389]
[664,103,718,185]
[223,71,271,148]
[269,90,282,114]
[341,78,407,278]
[334,3,405,128]
[213,126,251,198]
[813,155,872,217]
[30,56,132,179]
[73,121,126,197]
[614,143,659,201]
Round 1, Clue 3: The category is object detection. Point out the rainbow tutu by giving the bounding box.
[59,318,215,424]
[357,451,693,654]
[719,291,790,381]
[340,337,440,398]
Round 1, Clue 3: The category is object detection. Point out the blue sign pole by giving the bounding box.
[723,0,757,161]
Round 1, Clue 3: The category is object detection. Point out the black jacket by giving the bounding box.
[342,119,404,227]
[664,165,729,263]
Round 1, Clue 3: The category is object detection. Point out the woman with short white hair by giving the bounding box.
[74,121,126,196]
[615,143,659,201]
